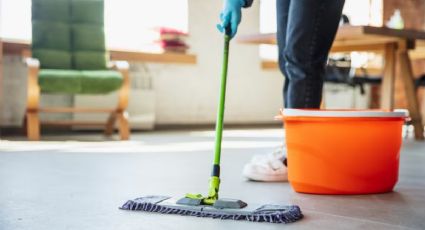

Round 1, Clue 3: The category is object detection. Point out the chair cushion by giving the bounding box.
[32,3,72,70]
[73,51,108,70]
[80,70,123,94]
[38,69,82,93]
[32,0,70,22]
[71,0,104,24]
[32,21,71,50]
[72,24,105,51]
[33,49,72,69]
[38,69,122,94]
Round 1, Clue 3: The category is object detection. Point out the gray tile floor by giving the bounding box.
[0,128,424,230]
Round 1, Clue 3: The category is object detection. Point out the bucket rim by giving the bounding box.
[281,109,408,118]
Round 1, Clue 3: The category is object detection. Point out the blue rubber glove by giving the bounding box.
[217,0,245,38]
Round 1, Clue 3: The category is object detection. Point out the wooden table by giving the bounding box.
[238,25,425,140]
[0,39,3,121]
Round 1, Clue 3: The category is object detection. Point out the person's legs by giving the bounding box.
[284,0,345,108]
[243,0,345,182]
[276,0,290,108]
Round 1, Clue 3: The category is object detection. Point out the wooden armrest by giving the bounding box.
[25,57,40,111]
[109,60,130,111]
[24,57,40,69]
[109,60,129,71]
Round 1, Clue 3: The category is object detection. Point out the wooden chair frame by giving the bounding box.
[24,58,131,141]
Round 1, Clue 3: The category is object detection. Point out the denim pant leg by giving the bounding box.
[276,0,290,108]
[277,0,345,108]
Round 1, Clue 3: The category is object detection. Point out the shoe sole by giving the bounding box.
[242,170,288,182]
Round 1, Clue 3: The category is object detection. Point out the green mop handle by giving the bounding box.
[214,34,230,167]
[207,33,230,201]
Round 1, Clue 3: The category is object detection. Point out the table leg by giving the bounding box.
[0,40,3,127]
[381,43,396,110]
[398,51,424,140]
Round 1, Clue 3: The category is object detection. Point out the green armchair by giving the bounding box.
[25,0,130,140]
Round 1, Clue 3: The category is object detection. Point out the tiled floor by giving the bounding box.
[0,128,424,230]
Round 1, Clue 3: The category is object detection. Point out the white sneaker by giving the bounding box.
[242,146,288,182]
[250,145,286,163]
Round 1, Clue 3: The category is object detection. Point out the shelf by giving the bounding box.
[1,39,197,64]
[110,49,196,64]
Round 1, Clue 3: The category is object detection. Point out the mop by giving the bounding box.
[120,32,303,224]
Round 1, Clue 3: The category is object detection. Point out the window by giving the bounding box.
[258,0,383,60]
[0,0,32,41]
[105,0,188,52]
[0,0,188,52]
[259,0,277,61]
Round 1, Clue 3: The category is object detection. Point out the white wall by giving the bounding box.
[0,0,285,127]
[151,0,283,125]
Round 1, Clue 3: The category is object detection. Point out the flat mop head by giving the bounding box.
[120,196,303,224]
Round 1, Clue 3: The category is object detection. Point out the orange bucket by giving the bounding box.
[280,109,406,195]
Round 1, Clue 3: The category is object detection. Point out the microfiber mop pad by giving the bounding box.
[120,196,303,224]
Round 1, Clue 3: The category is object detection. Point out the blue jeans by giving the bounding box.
[277,0,345,108]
